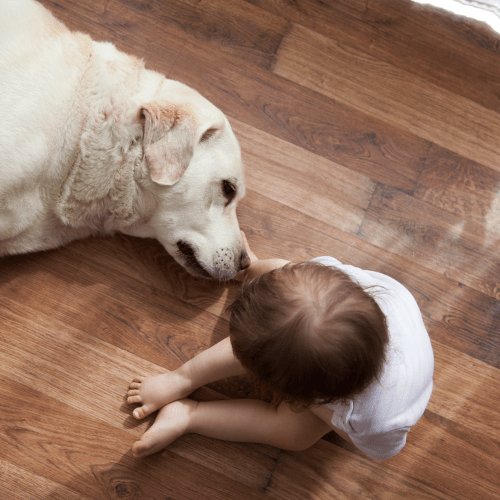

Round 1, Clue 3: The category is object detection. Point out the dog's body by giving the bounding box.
[0,0,248,279]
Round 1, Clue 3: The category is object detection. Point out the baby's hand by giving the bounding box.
[234,231,259,282]
[241,231,258,264]
[234,231,290,282]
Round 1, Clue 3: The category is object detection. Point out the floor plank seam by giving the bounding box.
[356,180,380,238]
[260,448,281,494]
[271,20,294,72]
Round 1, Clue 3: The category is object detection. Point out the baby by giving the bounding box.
[127,233,434,459]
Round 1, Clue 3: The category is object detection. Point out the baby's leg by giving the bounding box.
[132,399,197,457]
[127,337,247,419]
[132,398,332,458]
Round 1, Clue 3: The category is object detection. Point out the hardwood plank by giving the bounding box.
[0,458,92,500]
[233,120,376,234]
[331,0,369,14]
[266,439,453,500]
[359,183,500,300]
[0,375,269,500]
[246,0,371,22]
[245,0,400,62]
[39,0,186,75]
[69,235,236,318]
[115,0,289,69]
[393,410,500,500]
[371,0,500,55]
[41,0,107,16]
[414,145,500,237]
[246,0,500,112]
[273,24,500,172]
[430,343,500,442]
[364,0,500,111]
[168,40,429,191]
[0,295,278,489]
[0,241,233,371]
[267,407,500,500]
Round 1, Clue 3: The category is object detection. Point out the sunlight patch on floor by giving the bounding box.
[484,188,500,246]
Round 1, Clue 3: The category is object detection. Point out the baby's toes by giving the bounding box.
[133,404,155,420]
[132,439,148,458]
[127,395,142,404]
[129,376,146,388]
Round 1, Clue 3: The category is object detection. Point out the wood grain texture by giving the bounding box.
[167,39,429,192]
[1,0,499,498]
[0,376,269,500]
[247,0,500,112]
[415,145,500,233]
[274,23,500,172]
[0,457,93,500]
[117,0,289,69]
[0,297,278,492]
[360,183,500,299]
[267,409,500,500]
[233,120,377,234]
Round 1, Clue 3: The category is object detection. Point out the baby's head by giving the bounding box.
[227,262,388,409]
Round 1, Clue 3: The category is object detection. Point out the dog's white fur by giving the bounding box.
[0,0,247,279]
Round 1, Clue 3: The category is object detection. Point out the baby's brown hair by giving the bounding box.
[227,262,388,409]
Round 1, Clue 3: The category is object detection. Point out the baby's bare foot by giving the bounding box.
[127,371,191,419]
[132,399,197,458]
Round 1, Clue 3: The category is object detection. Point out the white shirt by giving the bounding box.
[312,256,434,460]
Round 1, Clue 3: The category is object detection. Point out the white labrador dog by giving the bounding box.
[0,0,249,280]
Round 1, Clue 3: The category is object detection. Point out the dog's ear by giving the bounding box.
[140,101,198,186]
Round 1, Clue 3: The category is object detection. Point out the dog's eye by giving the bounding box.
[222,180,236,204]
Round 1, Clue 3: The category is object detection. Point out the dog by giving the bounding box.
[0,0,249,280]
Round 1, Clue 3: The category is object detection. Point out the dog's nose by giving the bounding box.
[240,249,251,270]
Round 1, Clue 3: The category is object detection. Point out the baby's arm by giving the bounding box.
[128,233,285,418]
[235,231,290,282]
[309,405,353,445]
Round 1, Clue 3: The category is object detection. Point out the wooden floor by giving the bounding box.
[1,0,499,498]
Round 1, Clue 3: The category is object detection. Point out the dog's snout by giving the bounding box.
[240,249,251,270]
[177,241,250,279]
[176,240,212,278]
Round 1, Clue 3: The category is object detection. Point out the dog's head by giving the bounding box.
[137,80,249,280]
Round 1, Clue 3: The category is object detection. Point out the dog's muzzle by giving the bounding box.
[177,240,250,280]
[176,240,213,278]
